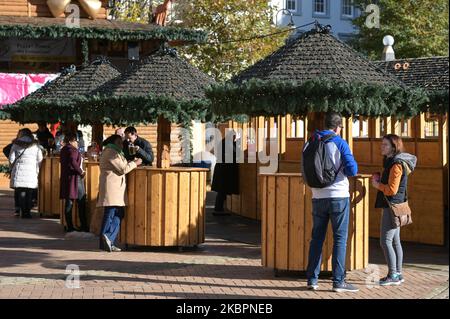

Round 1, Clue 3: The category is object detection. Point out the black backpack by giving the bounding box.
[302,133,340,188]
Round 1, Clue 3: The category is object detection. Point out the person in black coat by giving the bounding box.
[35,122,54,153]
[211,131,240,213]
[123,127,154,166]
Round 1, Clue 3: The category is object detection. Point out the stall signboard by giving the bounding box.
[0,38,76,63]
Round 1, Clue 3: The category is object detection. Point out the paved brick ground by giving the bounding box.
[0,188,448,299]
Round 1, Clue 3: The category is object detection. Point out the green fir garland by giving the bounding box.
[4,94,212,126]
[0,24,208,43]
[207,78,433,118]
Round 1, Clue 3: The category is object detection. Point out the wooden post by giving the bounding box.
[343,116,353,152]
[306,112,324,139]
[279,115,287,158]
[439,114,448,167]
[371,117,381,138]
[385,116,393,135]
[157,116,171,168]
[257,116,265,153]
[418,113,426,139]
[91,123,104,147]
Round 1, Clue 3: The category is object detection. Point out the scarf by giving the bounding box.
[104,143,125,157]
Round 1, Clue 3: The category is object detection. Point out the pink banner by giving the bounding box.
[0,73,58,107]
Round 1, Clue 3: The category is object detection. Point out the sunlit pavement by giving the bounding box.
[0,188,447,299]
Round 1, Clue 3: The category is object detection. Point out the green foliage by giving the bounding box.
[426,90,449,114]
[110,0,154,23]
[351,0,449,59]
[4,94,211,127]
[0,110,10,120]
[207,78,432,118]
[0,164,9,173]
[174,0,289,81]
[0,23,207,43]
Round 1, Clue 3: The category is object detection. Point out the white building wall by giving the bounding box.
[271,0,360,41]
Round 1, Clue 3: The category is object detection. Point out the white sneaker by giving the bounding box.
[102,234,112,252]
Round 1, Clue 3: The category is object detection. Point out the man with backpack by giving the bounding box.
[302,112,359,293]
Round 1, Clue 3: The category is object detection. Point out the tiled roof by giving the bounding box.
[95,50,215,100]
[233,28,403,87]
[20,58,121,102]
[373,57,449,91]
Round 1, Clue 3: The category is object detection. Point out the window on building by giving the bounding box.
[314,0,326,15]
[352,116,369,138]
[394,118,411,137]
[290,117,305,138]
[286,0,297,12]
[424,113,440,138]
[379,117,387,137]
[341,0,353,17]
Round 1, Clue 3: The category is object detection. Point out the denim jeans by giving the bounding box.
[100,206,125,248]
[380,208,403,275]
[306,197,350,285]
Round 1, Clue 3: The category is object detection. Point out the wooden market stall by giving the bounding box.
[220,57,449,246]
[6,45,216,248]
[207,24,435,271]
[0,0,207,166]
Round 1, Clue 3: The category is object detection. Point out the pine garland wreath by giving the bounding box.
[0,24,208,43]
[4,94,212,126]
[207,78,432,118]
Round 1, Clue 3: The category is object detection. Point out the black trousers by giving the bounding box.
[214,191,227,211]
[16,188,33,216]
[64,177,88,231]
[64,197,88,231]
[14,189,20,212]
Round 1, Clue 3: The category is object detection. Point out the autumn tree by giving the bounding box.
[110,0,155,22]
[173,0,289,81]
[109,1,289,81]
[352,0,449,59]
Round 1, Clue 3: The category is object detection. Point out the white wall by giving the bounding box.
[271,0,360,40]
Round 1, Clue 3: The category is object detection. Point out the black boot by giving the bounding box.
[64,201,76,232]
[77,197,89,232]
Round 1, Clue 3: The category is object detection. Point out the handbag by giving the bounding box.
[383,181,413,228]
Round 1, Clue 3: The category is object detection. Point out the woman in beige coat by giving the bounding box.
[98,135,142,252]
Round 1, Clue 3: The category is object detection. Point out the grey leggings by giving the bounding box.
[380,208,403,275]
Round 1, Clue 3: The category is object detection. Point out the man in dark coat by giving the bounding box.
[60,133,88,232]
[211,131,240,213]
[123,126,154,166]
[35,122,54,152]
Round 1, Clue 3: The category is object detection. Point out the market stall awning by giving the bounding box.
[207,25,429,118]
[0,16,207,43]
[374,57,449,114]
[5,57,122,123]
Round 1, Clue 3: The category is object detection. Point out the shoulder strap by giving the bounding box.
[321,133,336,143]
[9,147,27,171]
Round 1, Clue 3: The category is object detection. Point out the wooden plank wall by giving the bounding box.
[0,120,38,163]
[224,114,447,246]
[120,168,207,247]
[261,174,370,271]
[0,0,108,19]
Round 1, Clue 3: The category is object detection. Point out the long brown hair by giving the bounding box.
[382,134,404,164]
